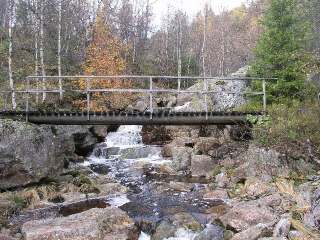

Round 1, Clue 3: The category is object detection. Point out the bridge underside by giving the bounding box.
[0,111,261,125]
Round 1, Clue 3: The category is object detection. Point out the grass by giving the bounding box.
[248,100,320,160]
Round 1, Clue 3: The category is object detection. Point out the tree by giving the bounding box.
[77,11,131,111]
[250,0,311,101]
[8,0,16,109]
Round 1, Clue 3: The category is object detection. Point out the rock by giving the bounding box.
[90,126,109,142]
[152,221,176,240]
[119,146,161,159]
[273,217,291,237]
[21,207,138,240]
[242,177,272,198]
[54,125,98,157]
[0,120,73,189]
[172,147,193,172]
[134,100,148,112]
[162,137,194,158]
[230,223,272,240]
[303,186,320,230]
[194,224,224,240]
[191,154,215,177]
[169,182,192,192]
[203,189,229,203]
[142,126,172,145]
[288,231,304,240]
[169,212,202,231]
[0,234,15,240]
[215,172,230,188]
[259,238,287,240]
[194,137,221,155]
[219,201,277,232]
[233,145,289,182]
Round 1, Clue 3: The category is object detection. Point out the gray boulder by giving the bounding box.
[172,147,193,172]
[53,125,98,156]
[0,120,73,189]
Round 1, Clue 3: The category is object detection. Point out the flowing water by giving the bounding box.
[84,125,223,239]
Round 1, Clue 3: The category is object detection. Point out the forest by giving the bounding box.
[0,0,318,83]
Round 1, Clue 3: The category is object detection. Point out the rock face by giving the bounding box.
[21,207,138,240]
[0,120,73,189]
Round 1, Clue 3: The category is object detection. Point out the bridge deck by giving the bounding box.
[0,111,261,125]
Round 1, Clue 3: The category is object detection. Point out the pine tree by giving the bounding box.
[250,0,311,101]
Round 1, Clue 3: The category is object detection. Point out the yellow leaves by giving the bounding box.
[73,11,133,111]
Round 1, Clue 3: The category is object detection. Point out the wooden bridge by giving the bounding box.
[0,75,272,125]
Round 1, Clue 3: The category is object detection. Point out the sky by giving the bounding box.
[152,0,248,26]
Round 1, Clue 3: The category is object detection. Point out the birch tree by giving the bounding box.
[58,0,62,100]
[8,0,16,109]
[39,0,46,102]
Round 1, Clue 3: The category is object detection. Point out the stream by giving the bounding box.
[83,125,224,240]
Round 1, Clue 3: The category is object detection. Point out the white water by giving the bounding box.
[105,125,143,148]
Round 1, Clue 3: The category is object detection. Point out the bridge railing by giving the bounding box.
[0,75,275,120]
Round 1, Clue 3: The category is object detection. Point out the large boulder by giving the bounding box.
[21,207,138,240]
[0,120,73,189]
[53,125,98,156]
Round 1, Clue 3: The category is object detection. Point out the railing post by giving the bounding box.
[26,77,30,122]
[149,77,153,119]
[59,76,63,101]
[262,79,267,113]
[86,77,91,121]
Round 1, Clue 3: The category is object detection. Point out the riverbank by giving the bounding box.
[0,121,319,240]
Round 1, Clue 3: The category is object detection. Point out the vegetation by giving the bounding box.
[250,0,312,102]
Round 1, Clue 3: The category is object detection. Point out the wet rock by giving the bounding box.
[219,201,277,232]
[230,223,272,240]
[191,154,215,177]
[90,126,109,142]
[54,125,98,157]
[21,207,138,240]
[152,221,176,240]
[203,189,229,203]
[242,177,272,198]
[98,183,128,195]
[172,147,193,172]
[169,212,202,231]
[0,120,73,189]
[273,217,291,237]
[169,182,192,192]
[119,146,160,159]
[89,163,111,175]
[194,224,224,240]
[194,137,221,155]
[288,231,304,240]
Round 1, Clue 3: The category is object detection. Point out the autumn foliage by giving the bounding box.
[74,12,133,111]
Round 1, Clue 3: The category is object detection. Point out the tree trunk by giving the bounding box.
[177,14,182,78]
[58,0,62,100]
[34,0,39,104]
[8,0,16,109]
[201,7,207,78]
[40,0,46,102]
